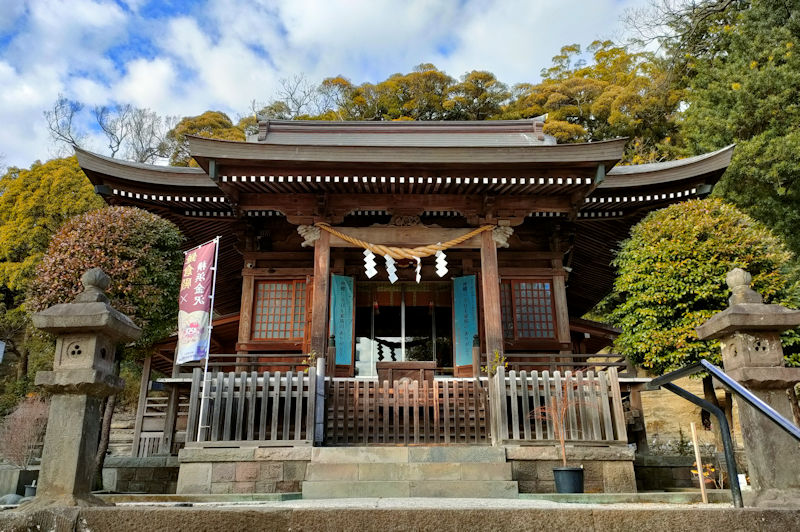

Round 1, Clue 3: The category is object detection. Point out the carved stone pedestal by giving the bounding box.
[696,269,800,507]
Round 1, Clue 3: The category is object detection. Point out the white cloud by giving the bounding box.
[0,0,649,167]
[115,57,179,111]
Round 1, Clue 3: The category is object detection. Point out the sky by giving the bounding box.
[0,0,649,169]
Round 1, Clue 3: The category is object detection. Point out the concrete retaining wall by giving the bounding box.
[177,447,311,495]
[505,445,637,493]
[102,456,179,494]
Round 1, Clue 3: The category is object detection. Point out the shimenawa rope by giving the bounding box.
[314,222,494,260]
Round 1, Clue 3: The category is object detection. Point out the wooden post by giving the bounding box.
[552,261,572,370]
[628,384,649,453]
[326,335,336,377]
[159,385,179,454]
[310,231,331,358]
[237,274,255,347]
[471,335,481,378]
[553,272,571,345]
[480,229,503,357]
[130,354,152,457]
[159,345,182,454]
[314,356,326,446]
[690,421,709,503]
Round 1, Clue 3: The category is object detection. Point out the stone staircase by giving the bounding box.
[301,446,518,499]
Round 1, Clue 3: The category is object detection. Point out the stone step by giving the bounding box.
[310,446,506,464]
[306,461,512,481]
[301,480,519,499]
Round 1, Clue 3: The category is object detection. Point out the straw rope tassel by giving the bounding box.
[315,222,494,260]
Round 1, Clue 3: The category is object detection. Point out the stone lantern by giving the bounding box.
[23,268,141,509]
[696,268,800,507]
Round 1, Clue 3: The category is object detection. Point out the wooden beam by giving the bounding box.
[498,267,565,277]
[130,354,152,457]
[238,193,573,218]
[480,230,504,357]
[327,226,486,248]
[241,268,314,277]
[310,231,331,356]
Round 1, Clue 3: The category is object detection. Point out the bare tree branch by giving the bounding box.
[43,94,85,150]
[277,74,320,118]
[94,104,132,158]
[123,108,174,163]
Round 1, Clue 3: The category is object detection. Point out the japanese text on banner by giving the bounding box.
[176,240,216,364]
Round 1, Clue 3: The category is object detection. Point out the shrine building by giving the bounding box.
[76,118,733,496]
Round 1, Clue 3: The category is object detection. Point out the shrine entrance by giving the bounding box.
[353,282,453,377]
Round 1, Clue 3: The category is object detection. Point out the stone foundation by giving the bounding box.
[176,444,637,495]
[506,444,637,493]
[176,446,311,495]
[102,456,179,494]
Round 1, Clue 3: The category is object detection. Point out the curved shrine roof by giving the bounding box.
[75,120,734,317]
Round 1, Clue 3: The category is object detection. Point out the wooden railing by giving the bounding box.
[185,367,318,445]
[180,353,310,374]
[137,432,163,457]
[325,378,489,445]
[131,392,191,457]
[488,367,627,444]
[503,353,632,377]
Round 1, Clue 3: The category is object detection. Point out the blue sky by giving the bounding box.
[0,0,649,168]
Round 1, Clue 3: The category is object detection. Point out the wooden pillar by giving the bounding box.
[480,230,503,357]
[310,231,331,357]
[551,261,572,350]
[130,354,152,457]
[237,273,255,348]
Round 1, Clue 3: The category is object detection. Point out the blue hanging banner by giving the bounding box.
[329,275,354,366]
[452,275,478,367]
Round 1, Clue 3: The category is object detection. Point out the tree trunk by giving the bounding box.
[93,394,116,490]
[723,390,734,441]
[15,329,29,380]
[702,375,724,449]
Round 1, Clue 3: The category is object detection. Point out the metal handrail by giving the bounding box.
[646,359,800,508]
[649,360,800,441]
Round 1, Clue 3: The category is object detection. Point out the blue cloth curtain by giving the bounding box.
[329,274,354,365]
[452,275,478,367]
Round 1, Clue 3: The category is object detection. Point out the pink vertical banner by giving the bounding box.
[176,240,217,364]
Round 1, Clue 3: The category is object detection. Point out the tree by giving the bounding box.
[444,70,510,120]
[504,41,683,163]
[95,105,175,164]
[0,304,29,379]
[623,0,745,84]
[44,96,175,164]
[165,111,246,166]
[28,206,183,348]
[676,0,800,257]
[314,64,455,121]
[605,198,798,425]
[27,206,184,484]
[0,397,48,470]
[0,157,104,299]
